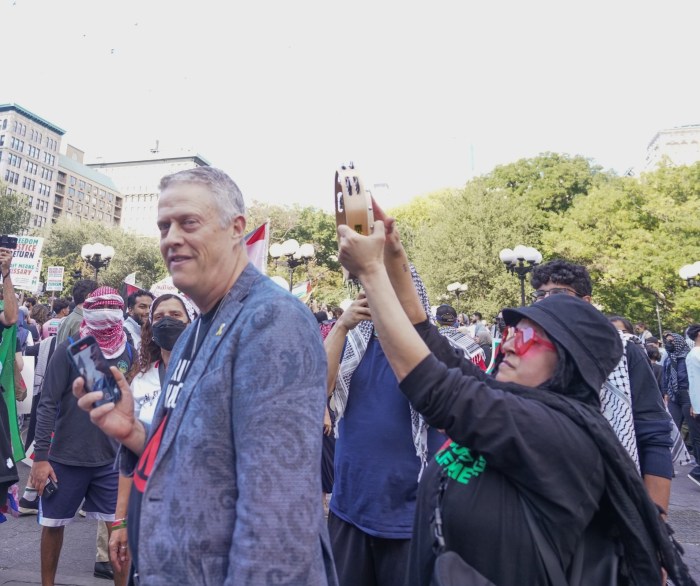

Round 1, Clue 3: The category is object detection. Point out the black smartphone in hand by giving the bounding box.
[67,336,121,407]
[43,478,58,499]
[0,235,18,250]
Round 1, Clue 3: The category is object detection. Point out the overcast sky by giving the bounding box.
[3,0,699,212]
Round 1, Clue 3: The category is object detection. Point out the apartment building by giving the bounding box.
[0,103,64,230]
[88,153,210,237]
[56,145,123,227]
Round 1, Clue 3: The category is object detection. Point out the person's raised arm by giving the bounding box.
[338,221,430,382]
[0,247,18,326]
[323,294,371,396]
[372,199,427,325]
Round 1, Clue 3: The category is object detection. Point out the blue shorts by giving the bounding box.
[39,461,118,527]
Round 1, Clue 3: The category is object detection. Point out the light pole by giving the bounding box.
[679,262,700,288]
[81,243,115,281]
[499,245,543,306]
[269,239,315,292]
[446,282,468,307]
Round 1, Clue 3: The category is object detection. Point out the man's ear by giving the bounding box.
[581,295,593,304]
[231,215,247,243]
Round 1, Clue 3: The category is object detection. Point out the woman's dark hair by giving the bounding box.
[687,323,700,343]
[645,344,661,363]
[608,315,634,335]
[127,294,191,381]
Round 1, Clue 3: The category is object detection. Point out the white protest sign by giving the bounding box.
[7,236,44,292]
[46,266,65,291]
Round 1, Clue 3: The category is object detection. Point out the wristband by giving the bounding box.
[112,518,127,530]
[1,272,9,280]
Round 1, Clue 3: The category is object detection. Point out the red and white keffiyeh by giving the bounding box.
[80,286,127,359]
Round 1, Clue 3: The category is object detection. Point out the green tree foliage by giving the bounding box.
[391,153,609,319]
[485,152,605,216]
[41,219,168,295]
[0,181,32,235]
[543,164,700,331]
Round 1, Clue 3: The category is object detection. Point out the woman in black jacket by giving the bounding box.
[336,215,694,586]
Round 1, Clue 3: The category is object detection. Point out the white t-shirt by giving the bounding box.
[131,363,161,425]
[687,346,700,413]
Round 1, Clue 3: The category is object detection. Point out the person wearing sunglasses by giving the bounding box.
[531,260,674,523]
[336,212,693,586]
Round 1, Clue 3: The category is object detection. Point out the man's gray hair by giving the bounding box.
[159,167,246,228]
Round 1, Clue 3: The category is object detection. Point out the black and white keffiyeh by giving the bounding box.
[600,330,640,472]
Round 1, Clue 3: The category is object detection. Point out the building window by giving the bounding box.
[87,184,93,193]
[70,176,76,186]
[67,200,73,210]
[79,180,85,189]
[68,187,76,196]
[77,204,82,213]
[0,135,4,146]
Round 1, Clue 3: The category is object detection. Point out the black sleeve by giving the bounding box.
[34,342,72,461]
[414,319,490,382]
[25,343,39,358]
[626,342,673,479]
[400,353,602,497]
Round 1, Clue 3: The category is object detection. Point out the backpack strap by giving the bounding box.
[520,494,568,586]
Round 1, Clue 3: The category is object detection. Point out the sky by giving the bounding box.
[2,0,699,213]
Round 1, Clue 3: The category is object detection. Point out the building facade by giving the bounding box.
[88,154,210,237]
[0,103,64,231]
[57,145,124,227]
[644,124,700,171]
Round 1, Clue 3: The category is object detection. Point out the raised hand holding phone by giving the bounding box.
[67,336,121,407]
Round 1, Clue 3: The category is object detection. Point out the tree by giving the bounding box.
[542,164,700,331]
[41,219,168,294]
[386,154,613,319]
[0,181,32,235]
[485,152,607,216]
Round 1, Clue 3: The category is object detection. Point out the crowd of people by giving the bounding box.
[0,165,698,585]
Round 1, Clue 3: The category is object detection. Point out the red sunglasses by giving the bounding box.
[499,326,556,357]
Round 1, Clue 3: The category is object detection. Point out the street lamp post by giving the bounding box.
[446,282,468,306]
[81,243,115,281]
[679,262,700,288]
[269,239,315,292]
[499,245,543,306]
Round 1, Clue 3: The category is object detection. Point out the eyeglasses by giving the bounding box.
[499,326,556,357]
[530,287,581,302]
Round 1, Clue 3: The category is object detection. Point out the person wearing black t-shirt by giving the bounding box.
[74,167,336,586]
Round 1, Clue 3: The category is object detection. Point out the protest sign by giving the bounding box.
[46,266,65,291]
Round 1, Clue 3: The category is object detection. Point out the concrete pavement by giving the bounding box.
[2,460,699,584]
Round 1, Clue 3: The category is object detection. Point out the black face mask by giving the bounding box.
[664,343,675,354]
[152,316,187,351]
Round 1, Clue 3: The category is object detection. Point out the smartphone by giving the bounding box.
[43,478,58,499]
[0,235,18,250]
[67,335,121,407]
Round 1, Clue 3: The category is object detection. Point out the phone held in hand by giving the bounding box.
[43,478,58,499]
[0,235,18,250]
[67,335,121,407]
